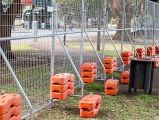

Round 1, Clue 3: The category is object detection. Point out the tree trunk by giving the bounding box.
[0,0,22,60]
[124,12,133,41]
[112,1,134,41]
[0,15,13,59]
[113,18,122,40]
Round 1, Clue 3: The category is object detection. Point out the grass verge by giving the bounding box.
[34,81,159,120]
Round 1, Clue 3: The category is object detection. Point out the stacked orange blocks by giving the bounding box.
[136,48,145,58]
[105,79,119,96]
[103,57,117,74]
[146,46,155,56]
[121,51,133,65]
[0,94,21,120]
[79,94,102,118]
[50,73,75,100]
[155,46,159,54]
[81,62,97,83]
[120,71,130,84]
[153,59,159,68]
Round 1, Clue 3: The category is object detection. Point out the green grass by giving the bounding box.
[33,71,159,120]
[34,81,159,120]
[11,44,35,51]
[67,42,145,58]
[67,42,144,53]
[106,72,121,78]
[1,61,159,120]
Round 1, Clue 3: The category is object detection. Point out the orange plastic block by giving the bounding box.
[81,63,96,72]
[121,51,133,57]
[50,83,68,93]
[103,58,114,64]
[147,52,155,56]
[112,57,117,62]
[104,57,117,62]
[103,57,117,70]
[155,46,159,54]
[94,74,97,79]
[10,114,21,120]
[113,62,117,67]
[136,48,145,53]
[105,79,119,96]
[67,89,74,96]
[50,91,68,100]
[122,57,130,61]
[81,70,96,78]
[62,73,75,82]
[120,78,129,84]
[94,69,97,74]
[147,46,155,51]
[105,69,114,74]
[147,46,155,56]
[156,51,159,54]
[121,71,129,78]
[105,87,119,96]
[82,76,95,83]
[120,71,130,84]
[0,106,21,120]
[68,82,74,89]
[0,94,21,115]
[105,79,119,89]
[80,108,99,118]
[51,74,69,85]
[91,62,97,69]
[104,63,114,69]
[79,94,102,111]
[153,59,159,68]
[123,60,131,65]
[113,67,117,71]
[136,53,145,58]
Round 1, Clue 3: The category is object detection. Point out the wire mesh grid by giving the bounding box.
[0,37,51,117]
[56,0,81,32]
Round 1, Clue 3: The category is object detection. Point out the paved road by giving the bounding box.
[11,28,116,49]
[11,28,116,38]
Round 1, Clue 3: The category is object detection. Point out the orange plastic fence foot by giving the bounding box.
[79,94,102,118]
[105,79,119,96]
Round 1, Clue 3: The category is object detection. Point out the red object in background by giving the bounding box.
[155,46,159,54]
[21,0,32,5]
[121,51,133,65]
[105,79,119,96]
[136,48,145,58]
[146,46,155,56]
[120,71,130,84]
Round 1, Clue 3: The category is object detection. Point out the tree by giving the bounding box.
[111,0,147,41]
[0,0,22,59]
[111,0,135,41]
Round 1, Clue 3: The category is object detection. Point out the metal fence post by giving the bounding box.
[102,0,107,58]
[153,2,156,45]
[144,0,148,48]
[51,0,57,76]
[121,0,125,54]
[56,34,84,97]
[80,0,85,71]
[102,0,107,80]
